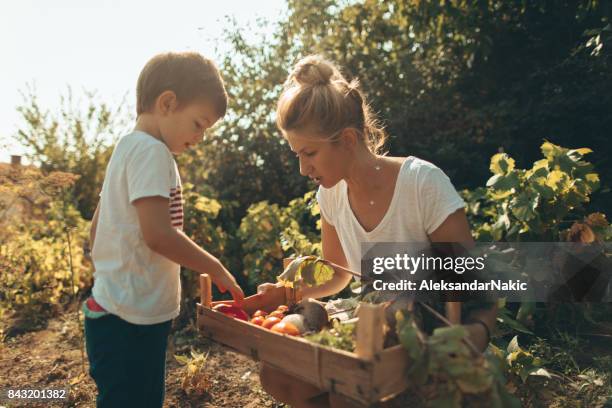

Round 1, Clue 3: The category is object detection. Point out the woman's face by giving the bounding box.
[286,129,350,188]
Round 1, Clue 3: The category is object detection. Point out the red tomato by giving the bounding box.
[276,305,289,313]
[212,304,249,321]
[271,322,300,336]
[268,310,285,319]
[250,316,265,326]
[252,310,267,318]
[262,316,281,329]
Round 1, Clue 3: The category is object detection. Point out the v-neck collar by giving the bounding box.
[342,157,411,236]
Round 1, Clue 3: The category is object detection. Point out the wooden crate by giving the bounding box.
[196,272,413,406]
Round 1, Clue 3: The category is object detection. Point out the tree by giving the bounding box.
[13,87,132,219]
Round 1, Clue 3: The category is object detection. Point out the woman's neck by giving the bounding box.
[344,147,385,196]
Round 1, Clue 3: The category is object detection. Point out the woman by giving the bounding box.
[258,55,496,408]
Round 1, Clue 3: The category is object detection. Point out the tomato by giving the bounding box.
[276,305,289,313]
[262,316,281,329]
[250,316,265,326]
[268,310,285,319]
[252,310,267,318]
[270,322,300,336]
[212,304,249,321]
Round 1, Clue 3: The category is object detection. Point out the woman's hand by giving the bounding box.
[257,282,282,294]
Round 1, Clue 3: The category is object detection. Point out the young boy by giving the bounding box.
[85,51,244,408]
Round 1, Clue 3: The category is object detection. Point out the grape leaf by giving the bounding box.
[276,255,335,289]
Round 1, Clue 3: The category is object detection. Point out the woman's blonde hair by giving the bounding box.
[276,55,387,154]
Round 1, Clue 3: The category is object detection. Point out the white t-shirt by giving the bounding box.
[91,131,183,324]
[316,156,465,274]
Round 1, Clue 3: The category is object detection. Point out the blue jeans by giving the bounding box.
[84,314,172,408]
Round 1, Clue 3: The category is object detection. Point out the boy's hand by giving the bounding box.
[211,264,245,305]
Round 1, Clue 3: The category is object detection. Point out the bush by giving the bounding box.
[0,165,91,325]
[238,190,320,289]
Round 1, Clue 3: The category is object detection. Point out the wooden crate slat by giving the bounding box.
[198,305,320,383]
[372,345,411,400]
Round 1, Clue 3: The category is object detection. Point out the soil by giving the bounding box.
[0,311,283,408]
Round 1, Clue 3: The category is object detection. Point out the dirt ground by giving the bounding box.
[0,311,282,408]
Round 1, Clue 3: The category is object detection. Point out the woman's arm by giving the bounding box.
[301,217,353,299]
[429,208,497,352]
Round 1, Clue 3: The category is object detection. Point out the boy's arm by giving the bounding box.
[133,196,244,303]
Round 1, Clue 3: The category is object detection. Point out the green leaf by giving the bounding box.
[510,191,539,222]
[516,302,535,323]
[541,141,566,161]
[397,312,423,361]
[492,213,510,232]
[194,196,222,217]
[301,260,334,287]
[506,335,521,354]
[277,256,335,289]
[567,147,593,160]
[525,159,549,179]
[174,354,191,365]
[529,368,552,379]
[405,351,429,386]
[456,366,494,393]
[585,173,600,191]
[530,177,555,200]
[486,172,520,191]
[498,311,534,335]
[490,153,516,175]
[546,170,570,192]
[431,325,469,342]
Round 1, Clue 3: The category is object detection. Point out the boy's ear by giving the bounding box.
[157,91,178,115]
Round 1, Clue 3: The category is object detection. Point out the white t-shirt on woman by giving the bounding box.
[316,156,465,274]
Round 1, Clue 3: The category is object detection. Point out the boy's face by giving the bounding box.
[158,98,220,154]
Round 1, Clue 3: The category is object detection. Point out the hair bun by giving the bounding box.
[291,55,337,87]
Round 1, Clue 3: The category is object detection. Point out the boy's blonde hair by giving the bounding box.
[276,55,386,154]
[136,52,228,117]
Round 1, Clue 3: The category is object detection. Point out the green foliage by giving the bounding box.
[464,141,601,241]
[0,166,91,324]
[179,183,229,320]
[238,191,321,288]
[504,336,548,383]
[174,349,211,397]
[394,310,520,408]
[304,320,356,352]
[276,255,335,290]
[13,87,132,219]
